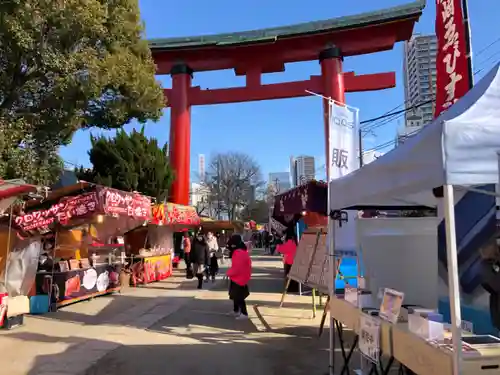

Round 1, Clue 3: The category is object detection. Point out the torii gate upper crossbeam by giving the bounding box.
[163,72,395,106]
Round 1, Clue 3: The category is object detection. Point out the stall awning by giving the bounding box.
[273,180,327,217]
[200,218,243,231]
[14,186,151,232]
[151,203,200,226]
[329,63,500,210]
[0,179,37,213]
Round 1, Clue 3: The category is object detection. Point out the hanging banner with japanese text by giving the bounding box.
[328,101,359,179]
[328,101,359,253]
[434,0,470,118]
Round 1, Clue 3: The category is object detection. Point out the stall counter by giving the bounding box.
[131,254,172,285]
[329,296,500,375]
[329,296,392,355]
[36,263,121,307]
[392,325,500,375]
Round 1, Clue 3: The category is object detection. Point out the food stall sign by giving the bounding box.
[100,188,150,219]
[15,192,99,231]
[152,203,200,225]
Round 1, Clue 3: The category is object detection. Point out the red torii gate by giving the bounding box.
[150,1,425,205]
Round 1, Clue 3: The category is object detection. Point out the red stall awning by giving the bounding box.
[151,203,200,226]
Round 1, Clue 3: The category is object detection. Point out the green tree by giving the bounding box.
[0,0,165,185]
[76,128,174,201]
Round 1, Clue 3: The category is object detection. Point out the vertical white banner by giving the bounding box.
[328,100,359,253]
[328,101,359,178]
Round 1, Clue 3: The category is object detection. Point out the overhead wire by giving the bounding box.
[361,33,500,135]
[360,34,500,152]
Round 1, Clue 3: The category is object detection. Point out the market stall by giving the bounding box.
[125,202,200,285]
[271,181,355,294]
[326,64,500,375]
[0,180,40,328]
[15,183,151,308]
[200,218,243,233]
[199,218,243,247]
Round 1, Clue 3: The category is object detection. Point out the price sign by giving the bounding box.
[359,313,381,364]
[379,288,404,324]
[344,285,358,306]
[461,320,474,333]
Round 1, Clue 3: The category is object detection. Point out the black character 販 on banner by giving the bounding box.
[332,148,348,169]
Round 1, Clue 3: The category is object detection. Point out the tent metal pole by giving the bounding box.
[443,184,463,375]
[327,158,335,375]
[328,213,336,375]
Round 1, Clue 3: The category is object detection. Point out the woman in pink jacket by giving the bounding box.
[277,230,299,292]
[226,234,252,320]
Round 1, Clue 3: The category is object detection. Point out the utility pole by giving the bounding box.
[217,157,221,220]
[461,0,474,88]
[358,128,364,167]
[429,67,436,115]
[273,178,280,194]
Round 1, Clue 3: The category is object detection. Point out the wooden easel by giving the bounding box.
[279,230,322,316]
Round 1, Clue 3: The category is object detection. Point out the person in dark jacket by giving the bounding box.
[190,232,210,289]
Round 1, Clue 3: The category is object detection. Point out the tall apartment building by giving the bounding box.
[290,155,315,187]
[268,172,291,193]
[399,34,437,144]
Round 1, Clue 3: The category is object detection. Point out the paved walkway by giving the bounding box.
[0,251,351,375]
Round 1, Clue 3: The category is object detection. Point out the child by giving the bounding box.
[226,234,252,320]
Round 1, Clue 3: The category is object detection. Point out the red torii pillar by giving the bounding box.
[320,46,345,179]
[169,64,192,206]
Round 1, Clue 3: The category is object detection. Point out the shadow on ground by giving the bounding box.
[11,250,358,375]
[17,296,358,375]
[18,329,346,375]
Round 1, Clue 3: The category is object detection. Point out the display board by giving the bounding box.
[288,231,319,283]
[287,230,334,294]
[307,232,328,289]
[288,229,356,295]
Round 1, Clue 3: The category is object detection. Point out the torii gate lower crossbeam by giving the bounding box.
[167,47,395,205]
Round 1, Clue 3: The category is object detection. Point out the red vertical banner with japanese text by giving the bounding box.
[434,0,470,118]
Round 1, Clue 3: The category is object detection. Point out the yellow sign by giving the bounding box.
[143,254,172,282]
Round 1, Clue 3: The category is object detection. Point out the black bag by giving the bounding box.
[186,266,194,279]
[229,281,250,300]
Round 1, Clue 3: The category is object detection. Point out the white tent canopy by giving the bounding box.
[329,63,500,210]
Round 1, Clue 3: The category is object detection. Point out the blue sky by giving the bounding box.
[60,0,499,181]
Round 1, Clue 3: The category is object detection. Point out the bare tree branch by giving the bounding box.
[199,152,263,221]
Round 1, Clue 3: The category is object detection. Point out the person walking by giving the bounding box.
[271,231,282,256]
[206,231,219,282]
[277,228,299,293]
[226,234,252,320]
[263,230,271,254]
[190,232,209,289]
[183,232,192,271]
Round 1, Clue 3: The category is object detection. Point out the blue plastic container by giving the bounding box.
[336,257,359,289]
[29,295,50,314]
